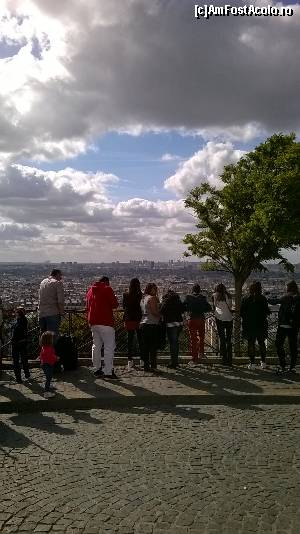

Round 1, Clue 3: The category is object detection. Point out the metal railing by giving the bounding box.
[0,307,280,360]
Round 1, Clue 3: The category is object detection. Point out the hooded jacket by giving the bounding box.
[184,292,212,319]
[86,282,118,327]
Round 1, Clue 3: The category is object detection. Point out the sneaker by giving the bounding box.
[188,359,199,366]
[44,391,55,399]
[276,367,286,375]
[103,370,119,380]
[260,361,267,369]
[289,368,297,374]
[127,360,134,371]
[94,368,104,378]
[247,363,255,370]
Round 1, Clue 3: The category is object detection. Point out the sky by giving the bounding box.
[0,0,299,263]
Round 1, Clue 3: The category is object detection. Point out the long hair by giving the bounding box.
[249,281,262,298]
[128,278,142,298]
[214,283,230,302]
[144,283,157,296]
[287,280,299,295]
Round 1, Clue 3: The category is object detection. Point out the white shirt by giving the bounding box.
[213,294,233,322]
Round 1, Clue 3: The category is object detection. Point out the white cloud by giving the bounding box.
[161,153,182,162]
[164,141,245,196]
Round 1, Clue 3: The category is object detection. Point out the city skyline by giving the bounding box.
[0,1,299,263]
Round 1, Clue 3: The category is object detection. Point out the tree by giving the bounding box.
[183,133,300,354]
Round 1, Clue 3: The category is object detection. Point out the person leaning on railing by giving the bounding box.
[139,283,160,372]
[212,283,233,367]
[11,307,30,383]
[160,289,185,369]
[240,281,270,370]
[184,284,212,364]
[123,278,143,370]
[38,269,65,341]
[275,280,300,375]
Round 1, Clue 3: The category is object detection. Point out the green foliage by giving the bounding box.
[200,261,225,272]
[184,133,300,284]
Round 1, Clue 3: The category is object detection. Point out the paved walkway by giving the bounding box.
[0,364,299,413]
[1,405,300,533]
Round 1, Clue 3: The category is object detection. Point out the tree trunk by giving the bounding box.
[233,276,244,358]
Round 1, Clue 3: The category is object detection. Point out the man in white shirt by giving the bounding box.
[38,269,64,339]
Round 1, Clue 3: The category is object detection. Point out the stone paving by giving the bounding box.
[0,364,300,413]
[0,405,300,534]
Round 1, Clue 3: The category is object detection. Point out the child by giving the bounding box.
[39,331,58,398]
[12,307,30,383]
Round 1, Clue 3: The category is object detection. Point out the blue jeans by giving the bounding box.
[39,315,61,340]
[42,363,53,391]
[167,326,182,366]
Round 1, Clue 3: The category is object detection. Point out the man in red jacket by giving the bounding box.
[86,276,119,379]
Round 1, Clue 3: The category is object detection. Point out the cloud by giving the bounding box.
[161,153,182,162]
[164,141,245,196]
[0,0,299,160]
[0,222,41,240]
[0,164,118,224]
[0,158,197,261]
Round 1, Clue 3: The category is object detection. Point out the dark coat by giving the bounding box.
[12,316,28,347]
[184,293,211,319]
[160,292,185,323]
[241,295,270,339]
[123,292,142,322]
[278,294,300,329]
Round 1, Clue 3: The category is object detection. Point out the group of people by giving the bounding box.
[6,269,300,398]
[87,275,300,377]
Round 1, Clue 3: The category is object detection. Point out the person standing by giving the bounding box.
[241,281,270,370]
[123,278,143,370]
[160,289,185,369]
[140,283,160,372]
[184,284,212,363]
[12,307,30,383]
[212,284,233,367]
[38,269,64,339]
[276,281,300,374]
[86,276,119,379]
[39,331,58,398]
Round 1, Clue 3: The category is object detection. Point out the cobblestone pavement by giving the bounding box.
[0,405,300,534]
[1,365,300,412]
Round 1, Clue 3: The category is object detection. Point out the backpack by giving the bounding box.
[54,335,78,371]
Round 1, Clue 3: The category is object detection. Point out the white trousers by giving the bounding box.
[91,325,115,375]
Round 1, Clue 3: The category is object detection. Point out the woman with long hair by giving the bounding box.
[140,283,160,372]
[123,278,143,370]
[241,281,270,370]
[212,283,233,366]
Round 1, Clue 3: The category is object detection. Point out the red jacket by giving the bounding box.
[40,346,58,366]
[86,282,118,327]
